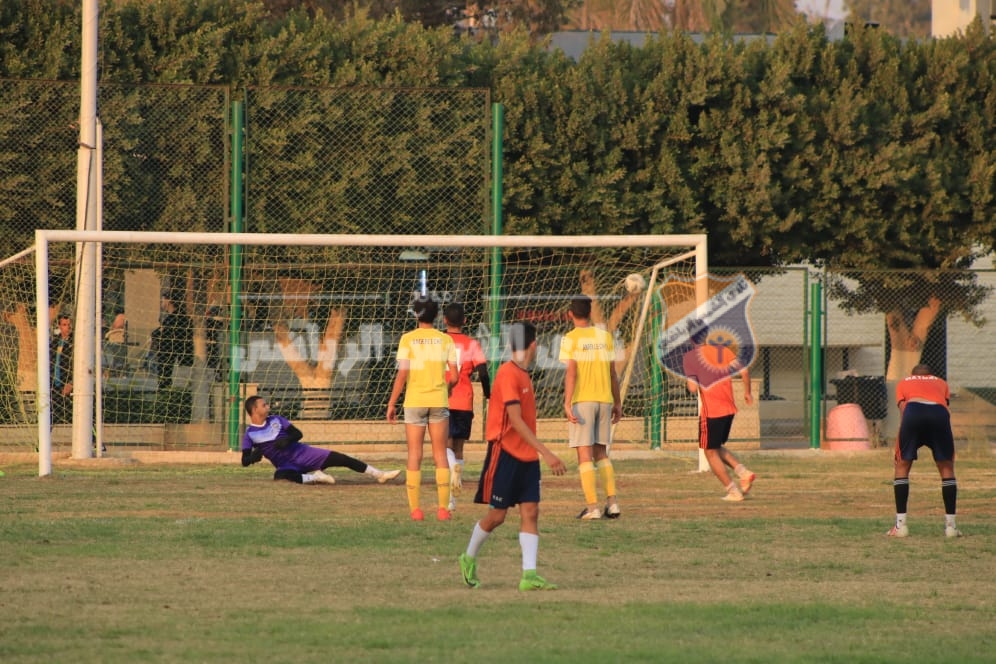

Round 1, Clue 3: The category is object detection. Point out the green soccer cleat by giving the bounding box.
[459,553,480,589]
[519,571,557,591]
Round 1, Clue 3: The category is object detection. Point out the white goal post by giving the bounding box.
[27,230,708,476]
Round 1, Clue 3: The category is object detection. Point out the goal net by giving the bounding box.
[1,231,706,474]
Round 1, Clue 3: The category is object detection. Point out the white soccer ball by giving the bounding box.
[624,273,646,294]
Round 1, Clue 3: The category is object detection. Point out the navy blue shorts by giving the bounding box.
[474,442,541,509]
[449,409,474,440]
[896,402,954,462]
[699,414,735,450]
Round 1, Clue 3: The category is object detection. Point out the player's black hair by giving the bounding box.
[569,295,592,319]
[413,297,438,324]
[244,395,264,415]
[508,321,537,352]
[689,321,710,344]
[444,302,465,327]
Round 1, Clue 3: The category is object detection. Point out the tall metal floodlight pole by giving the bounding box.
[71,0,100,458]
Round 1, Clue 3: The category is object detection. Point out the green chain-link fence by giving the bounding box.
[243,87,491,236]
[2,79,994,450]
[719,267,996,448]
[0,80,494,447]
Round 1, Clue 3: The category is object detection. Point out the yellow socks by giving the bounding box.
[435,467,451,509]
[578,461,598,505]
[406,469,422,512]
[596,458,617,498]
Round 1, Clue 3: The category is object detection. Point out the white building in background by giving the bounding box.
[932,0,994,36]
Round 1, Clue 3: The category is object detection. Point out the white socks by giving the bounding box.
[519,532,539,571]
[466,522,490,558]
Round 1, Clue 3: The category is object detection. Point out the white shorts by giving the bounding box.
[568,402,613,448]
[403,406,449,426]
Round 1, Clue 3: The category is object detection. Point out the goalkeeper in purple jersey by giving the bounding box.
[241,395,400,485]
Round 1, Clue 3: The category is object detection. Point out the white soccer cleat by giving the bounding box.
[576,507,602,520]
[887,524,909,538]
[722,487,745,502]
[377,469,402,484]
[739,472,756,495]
[944,526,963,538]
[309,470,336,485]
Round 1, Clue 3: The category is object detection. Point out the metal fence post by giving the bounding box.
[808,280,823,449]
[227,99,244,452]
[488,103,504,376]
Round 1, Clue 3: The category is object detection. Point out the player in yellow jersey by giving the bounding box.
[559,295,622,520]
[387,297,458,521]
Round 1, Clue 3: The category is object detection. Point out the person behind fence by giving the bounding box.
[459,321,567,591]
[559,295,622,520]
[682,323,756,502]
[386,296,458,522]
[242,395,401,485]
[50,312,73,424]
[151,291,193,390]
[103,312,128,375]
[888,363,961,538]
[443,302,491,511]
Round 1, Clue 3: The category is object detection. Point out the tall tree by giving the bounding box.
[808,22,995,378]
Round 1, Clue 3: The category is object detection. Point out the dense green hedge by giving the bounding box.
[2,1,992,274]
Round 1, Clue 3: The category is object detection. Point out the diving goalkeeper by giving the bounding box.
[242,395,401,485]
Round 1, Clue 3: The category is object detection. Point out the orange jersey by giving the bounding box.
[446,331,487,411]
[485,360,538,462]
[699,379,737,418]
[897,374,950,410]
[684,346,738,418]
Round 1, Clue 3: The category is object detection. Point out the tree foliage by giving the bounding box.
[0,0,994,322]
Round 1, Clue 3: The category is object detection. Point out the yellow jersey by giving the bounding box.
[396,327,457,408]
[559,325,616,404]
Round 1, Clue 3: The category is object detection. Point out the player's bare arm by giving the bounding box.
[741,369,753,406]
[446,360,458,389]
[386,365,409,424]
[610,366,622,423]
[563,360,578,423]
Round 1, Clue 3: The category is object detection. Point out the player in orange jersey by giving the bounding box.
[889,364,961,538]
[459,321,566,591]
[443,303,491,511]
[683,324,755,502]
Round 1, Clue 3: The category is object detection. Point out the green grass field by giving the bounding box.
[2,446,995,663]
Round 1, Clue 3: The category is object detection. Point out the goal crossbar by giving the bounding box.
[37,230,708,250]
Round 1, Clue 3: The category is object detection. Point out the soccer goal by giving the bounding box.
[2,231,708,475]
